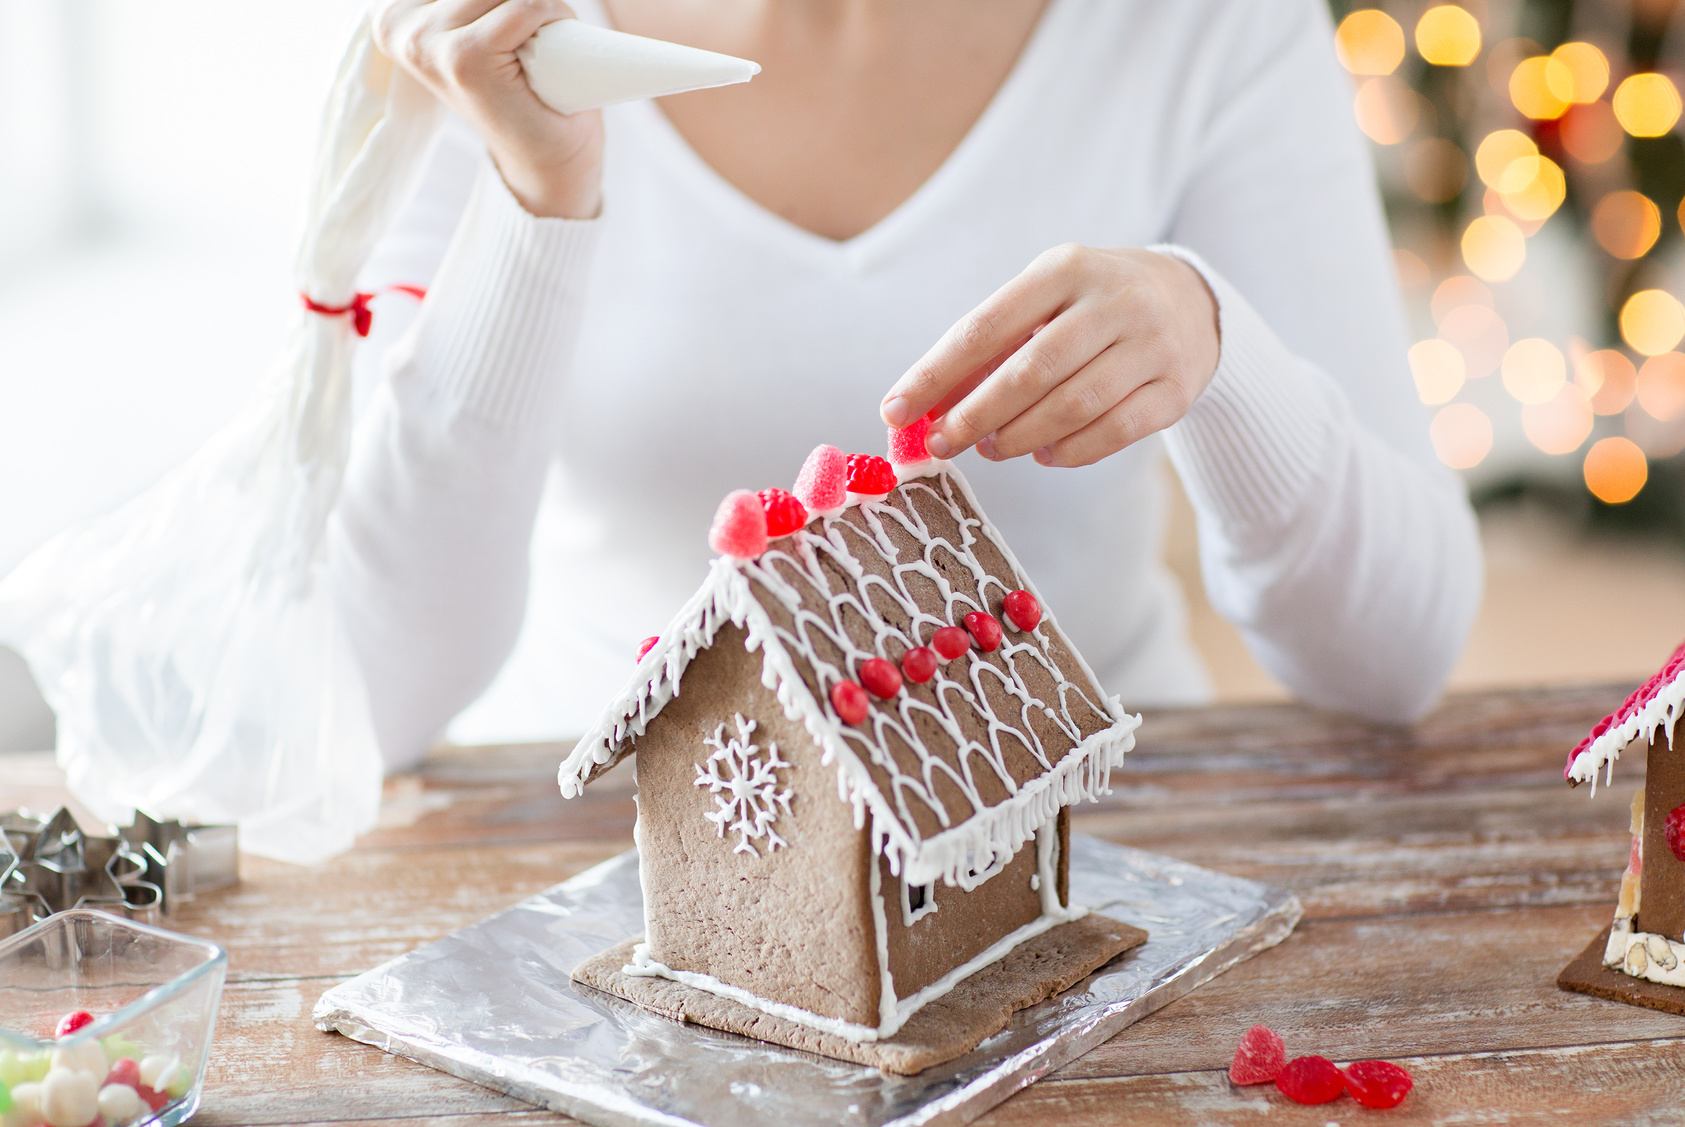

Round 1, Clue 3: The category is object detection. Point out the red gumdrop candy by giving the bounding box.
[1342,1060,1413,1109]
[831,679,869,725]
[887,414,935,467]
[931,626,971,661]
[859,658,904,699]
[55,1010,94,1037]
[1665,804,1685,863]
[901,646,939,684]
[1275,1056,1346,1105]
[708,490,769,559]
[635,636,659,661]
[846,453,898,495]
[758,488,810,538]
[1227,1024,1286,1085]
[964,611,1003,653]
[105,1058,141,1089]
[1002,589,1041,632]
[136,1085,170,1112]
[794,444,848,514]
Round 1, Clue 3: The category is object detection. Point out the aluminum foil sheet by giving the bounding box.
[314,835,1299,1127]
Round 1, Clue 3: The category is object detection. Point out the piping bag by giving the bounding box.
[0,17,757,865]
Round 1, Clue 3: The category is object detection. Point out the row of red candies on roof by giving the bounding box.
[1565,638,1685,780]
[829,591,1043,726]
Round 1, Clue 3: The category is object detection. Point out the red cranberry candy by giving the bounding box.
[963,611,1003,653]
[1342,1059,1412,1109]
[1665,804,1685,863]
[831,680,869,725]
[1275,1055,1345,1105]
[901,646,939,684]
[1002,589,1041,632]
[1227,1024,1286,1085]
[859,658,904,699]
[757,488,810,538]
[931,626,971,661]
[845,454,898,496]
[105,1058,141,1089]
[635,636,659,661]
[55,1010,94,1037]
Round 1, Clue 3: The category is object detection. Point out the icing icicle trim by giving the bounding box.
[1566,649,1685,794]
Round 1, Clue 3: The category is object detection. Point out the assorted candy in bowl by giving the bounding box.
[0,910,225,1127]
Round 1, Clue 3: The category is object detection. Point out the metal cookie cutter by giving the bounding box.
[0,807,237,938]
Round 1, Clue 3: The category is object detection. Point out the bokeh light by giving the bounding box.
[1431,403,1494,468]
[1502,338,1567,404]
[1405,137,1469,202]
[1522,383,1594,454]
[1409,339,1467,404]
[1575,349,1639,415]
[1583,436,1648,502]
[1487,37,1542,97]
[1591,191,1661,259]
[1415,6,1481,67]
[1336,10,1406,76]
[1620,289,1685,355]
[1462,215,1527,281]
[1510,56,1569,119]
[1354,77,1420,144]
[1495,154,1566,221]
[1636,353,1685,420]
[1560,102,1624,164]
[1438,304,1509,378]
[1475,130,1538,186]
[1431,275,1492,324]
[1613,73,1682,137]
[1547,42,1610,103]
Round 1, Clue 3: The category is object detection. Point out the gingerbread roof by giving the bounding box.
[558,464,1138,888]
[1565,638,1685,791]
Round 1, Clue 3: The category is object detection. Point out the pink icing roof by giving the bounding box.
[1565,636,1685,784]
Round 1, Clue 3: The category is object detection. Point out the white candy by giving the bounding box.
[137,1055,178,1092]
[6,1082,43,1127]
[39,1067,99,1127]
[96,1085,145,1125]
[47,1043,106,1080]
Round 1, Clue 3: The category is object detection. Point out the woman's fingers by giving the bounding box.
[979,339,1142,460]
[460,0,579,58]
[1035,378,1191,468]
[881,244,1088,430]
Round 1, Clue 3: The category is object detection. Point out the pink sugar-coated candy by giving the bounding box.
[931,626,971,661]
[794,444,848,514]
[635,636,659,661]
[105,1059,141,1090]
[831,679,869,725]
[901,647,938,684]
[56,1010,95,1038]
[708,490,769,559]
[1227,1024,1286,1085]
[887,414,934,466]
[859,658,903,699]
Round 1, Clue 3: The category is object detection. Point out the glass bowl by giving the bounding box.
[0,910,225,1127]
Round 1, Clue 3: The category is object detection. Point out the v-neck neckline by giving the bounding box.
[583,0,1077,270]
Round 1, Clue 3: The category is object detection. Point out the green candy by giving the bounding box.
[0,1075,12,1115]
[0,1053,19,1090]
[101,1034,143,1064]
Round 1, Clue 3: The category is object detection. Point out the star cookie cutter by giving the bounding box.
[0,807,238,938]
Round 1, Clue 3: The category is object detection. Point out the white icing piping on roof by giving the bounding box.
[1567,673,1685,795]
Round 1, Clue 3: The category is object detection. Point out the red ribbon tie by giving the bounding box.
[300,284,426,337]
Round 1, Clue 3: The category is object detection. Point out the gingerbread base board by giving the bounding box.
[572,913,1147,1074]
[1557,925,1685,1015]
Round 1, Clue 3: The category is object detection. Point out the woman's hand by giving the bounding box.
[881,246,1221,467]
[376,0,604,219]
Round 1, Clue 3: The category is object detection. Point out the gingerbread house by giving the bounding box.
[559,424,1144,1070]
[1559,639,1685,1010]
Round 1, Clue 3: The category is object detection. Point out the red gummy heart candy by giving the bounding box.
[794,444,848,514]
[846,453,898,496]
[635,636,659,661]
[105,1058,141,1089]
[1227,1024,1286,1085]
[1666,804,1685,864]
[1342,1060,1412,1109]
[931,626,972,660]
[831,679,869,725]
[708,490,769,559]
[136,1085,170,1112]
[888,414,935,467]
[758,487,810,538]
[860,658,904,699]
[1002,589,1041,632]
[1276,1056,1345,1105]
[55,1010,94,1037]
[901,646,938,684]
[964,611,1003,653]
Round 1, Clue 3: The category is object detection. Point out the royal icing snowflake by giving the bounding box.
[694,714,794,855]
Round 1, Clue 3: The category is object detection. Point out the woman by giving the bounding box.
[336,0,1483,767]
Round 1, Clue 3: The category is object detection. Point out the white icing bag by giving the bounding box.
[517,20,759,115]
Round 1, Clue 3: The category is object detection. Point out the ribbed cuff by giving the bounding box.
[403,163,601,431]
[1153,244,1341,540]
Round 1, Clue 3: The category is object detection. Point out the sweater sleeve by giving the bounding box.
[1155,0,1482,723]
[330,155,600,768]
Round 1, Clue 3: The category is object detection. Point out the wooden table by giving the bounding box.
[5,683,1681,1125]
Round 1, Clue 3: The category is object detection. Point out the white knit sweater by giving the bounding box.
[334,0,1482,765]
